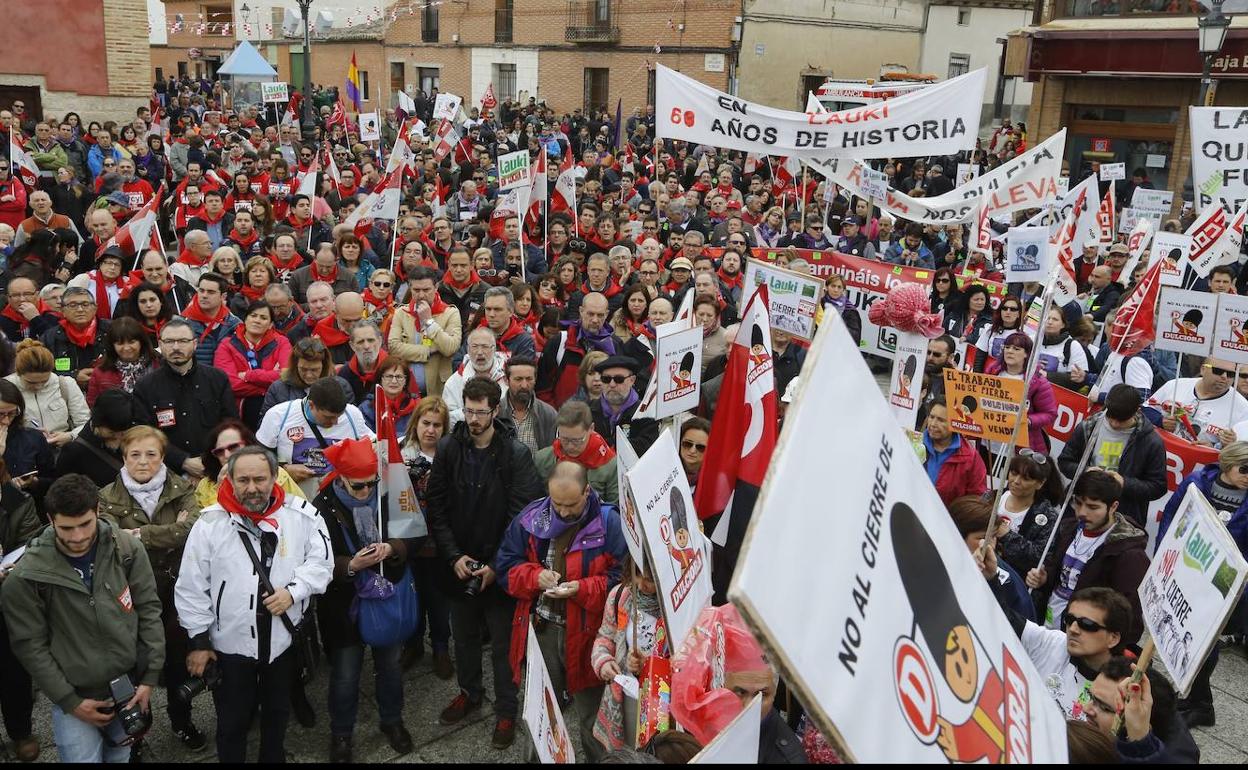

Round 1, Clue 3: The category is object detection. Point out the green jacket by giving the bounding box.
[0,485,41,555]
[29,142,69,172]
[533,447,619,504]
[98,473,200,584]
[1,519,165,712]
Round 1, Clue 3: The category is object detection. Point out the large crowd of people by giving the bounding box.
[0,71,1241,765]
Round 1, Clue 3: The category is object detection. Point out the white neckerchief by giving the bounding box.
[121,465,168,519]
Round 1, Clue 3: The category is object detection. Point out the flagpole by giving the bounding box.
[799,164,808,231]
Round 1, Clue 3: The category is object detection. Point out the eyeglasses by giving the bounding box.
[463,407,495,418]
[1205,364,1236,378]
[211,441,246,458]
[1062,612,1108,633]
[681,439,707,453]
[1018,448,1048,465]
[372,281,393,288]
[161,337,196,346]
[64,301,96,310]
[600,374,632,384]
[934,278,951,284]
[1001,306,1021,313]
[0,408,18,420]
[344,477,380,491]
[556,433,588,445]
[380,373,407,383]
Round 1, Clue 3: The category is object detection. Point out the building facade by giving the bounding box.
[1008,5,1248,209]
[0,0,151,123]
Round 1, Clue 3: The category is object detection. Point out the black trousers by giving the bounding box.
[0,615,33,741]
[449,587,518,719]
[212,650,295,763]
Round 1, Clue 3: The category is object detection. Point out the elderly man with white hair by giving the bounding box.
[443,327,508,429]
[172,229,215,286]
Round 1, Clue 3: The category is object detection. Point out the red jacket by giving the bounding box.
[0,176,27,229]
[212,326,291,410]
[930,434,987,506]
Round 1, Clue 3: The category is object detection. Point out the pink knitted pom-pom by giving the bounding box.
[866,282,944,338]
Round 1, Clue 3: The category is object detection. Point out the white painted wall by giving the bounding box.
[469,48,539,107]
[147,0,168,45]
[919,5,1033,125]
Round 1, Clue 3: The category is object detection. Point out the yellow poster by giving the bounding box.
[942,369,1028,445]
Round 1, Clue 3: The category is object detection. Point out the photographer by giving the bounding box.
[2,474,165,763]
[426,376,542,749]
[174,446,333,764]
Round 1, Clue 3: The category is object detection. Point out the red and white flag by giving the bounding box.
[1109,258,1165,356]
[8,134,38,189]
[770,156,800,200]
[480,83,497,112]
[375,386,428,539]
[550,148,577,216]
[1050,184,1090,303]
[296,155,320,198]
[1097,186,1116,245]
[430,118,459,164]
[490,188,520,241]
[326,98,349,133]
[524,151,547,225]
[743,152,760,175]
[105,184,164,260]
[343,167,403,230]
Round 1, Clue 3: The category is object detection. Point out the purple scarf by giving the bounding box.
[563,321,617,355]
[599,390,640,432]
[521,492,600,540]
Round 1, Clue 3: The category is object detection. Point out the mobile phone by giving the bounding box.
[359,544,378,556]
[15,471,37,480]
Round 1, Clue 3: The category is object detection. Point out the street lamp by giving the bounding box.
[296,0,317,142]
[1198,0,1231,106]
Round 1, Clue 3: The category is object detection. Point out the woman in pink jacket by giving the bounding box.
[987,331,1058,453]
[213,300,291,428]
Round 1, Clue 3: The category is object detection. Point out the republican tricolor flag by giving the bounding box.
[345,52,363,113]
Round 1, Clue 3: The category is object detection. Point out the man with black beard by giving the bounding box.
[497,356,557,453]
[923,334,958,411]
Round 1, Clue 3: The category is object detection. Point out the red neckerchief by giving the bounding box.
[380,391,419,418]
[176,247,210,267]
[716,181,735,198]
[361,288,391,311]
[478,314,526,350]
[267,250,303,274]
[197,207,226,226]
[441,269,480,292]
[92,270,129,320]
[581,278,623,298]
[182,295,228,342]
[141,318,166,338]
[287,213,313,231]
[233,323,279,355]
[717,268,743,290]
[218,477,286,530]
[409,293,450,318]
[559,278,579,296]
[312,314,351,347]
[240,283,267,302]
[227,228,259,252]
[552,431,615,469]
[663,278,687,294]
[310,262,339,284]
[624,317,648,339]
[59,317,99,349]
[347,349,389,385]
[1,305,31,333]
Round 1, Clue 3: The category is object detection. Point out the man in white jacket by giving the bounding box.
[443,327,508,429]
[175,446,332,764]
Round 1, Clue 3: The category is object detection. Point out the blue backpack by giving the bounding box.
[340,524,419,648]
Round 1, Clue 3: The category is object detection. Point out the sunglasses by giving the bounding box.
[935,278,951,284]
[681,439,707,453]
[344,477,380,491]
[1062,612,1108,633]
[599,374,632,384]
[372,281,393,288]
[211,441,246,458]
[1205,364,1236,378]
[1018,448,1048,465]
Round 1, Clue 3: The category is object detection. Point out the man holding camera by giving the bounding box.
[174,446,333,763]
[2,474,165,763]
[426,377,543,749]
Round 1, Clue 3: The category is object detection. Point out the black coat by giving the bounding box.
[131,361,237,471]
[590,397,659,457]
[55,423,124,487]
[760,709,808,764]
[1057,413,1167,528]
[39,320,111,374]
[0,311,57,344]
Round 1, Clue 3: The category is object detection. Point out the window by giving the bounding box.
[583,67,609,113]
[177,61,188,78]
[956,8,971,25]
[494,64,517,101]
[390,62,405,97]
[203,4,233,35]
[495,0,514,43]
[155,67,164,83]
[948,53,970,79]
[418,67,440,95]
[360,70,370,102]
[647,67,656,107]
[422,4,439,43]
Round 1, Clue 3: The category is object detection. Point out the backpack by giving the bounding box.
[338,523,419,648]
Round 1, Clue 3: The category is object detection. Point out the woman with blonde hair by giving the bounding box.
[754,206,786,248]
[229,255,278,316]
[570,350,610,404]
[259,337,354,419]
[3,339,89,448]
[208,245,244,293]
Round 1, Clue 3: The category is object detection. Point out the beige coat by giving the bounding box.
[387,302,462,398]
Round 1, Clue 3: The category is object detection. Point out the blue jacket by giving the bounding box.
[87,144,122,180]
[1159,465,1248,558]
[885,241,935,269]
[183,312,241,368]
[359,395,414,437]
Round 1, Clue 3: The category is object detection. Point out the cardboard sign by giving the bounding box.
[742,261,822,341]
[860,167,888,201]
[497,148,531,191]
[1056,176,1070,196]
[522,625,576,764]
[1211,292,1248,364]
[1118,207,1140,235]
[615,427,645,566]
[261,81,289,103]
[1189,107,1248,212]
[1140,485,1248,697]
[654,321,704,419]
[626,429,712,650]
[1156,287,1217,356]
[942,369,1028,445]
[1099,162,1125,181]
[955,162,978,187]
[1004,225,1050,283]
[1133,187,1174,215]
[888,331,926,430]
[358,112,381,141]
[728,312,1069,763]
[689,694,761,764]
[433,92,462,122]
[1151,231,1193,288]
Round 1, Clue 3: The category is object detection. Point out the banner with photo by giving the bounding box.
[1211,292,1248,365]
[1189,107,1248,213]
[1151,231,1193,288]
[615,427,645,566]
[1004,226,1050,283]
[741,261,823,341]
[656,64,986,160]
[888,331,927,430]
[1156,287,1217,356]
[522,625,576,764]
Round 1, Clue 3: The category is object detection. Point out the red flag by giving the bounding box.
[490,188,520,240]
[480,83,498,111]
[430,119,459,164]
[106,184,165,261]
[770,156,800,199]
[326,98,349,133]
[1109,259,1164,355]
[1097,186,1116,245]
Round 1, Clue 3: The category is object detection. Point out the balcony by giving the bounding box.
[565,0,620,44]
[495,8,513,43]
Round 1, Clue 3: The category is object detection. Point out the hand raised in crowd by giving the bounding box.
[1119,669,1154,743]
[1025,565,1048,589]
[973,538,998,580]
[1160,413,1178,433]
[14,300,38,321]
[416,300,433,326]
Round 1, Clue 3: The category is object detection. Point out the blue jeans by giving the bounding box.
[328,644,404,736]
[51,705,130,763]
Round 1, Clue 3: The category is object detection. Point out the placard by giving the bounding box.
[942,369,1028,445]
[888,331,926,430]
[689,694,761,764]
[1156,287,1217,356]
[1146,153,1167,169]
[1056,176,1070,196]
[861,167,888,201]
[497,148,531,191]
[1004,225,1050,283]
[626,429,712,650]
[358,112,381,141]
[1190,107,1248,212]
[433,93,462,122]
[1132,187,1174,215]
[1099,162,1125,181]
[654,321,704,419]
[261,81,289,103]
[615,427,645,566]
[1151,231,1193,287]
[955,162,978,187]
[741,261,822,341]
[522,625,576,764]
[1211,292,1248,365]
[1140,485,1248,697]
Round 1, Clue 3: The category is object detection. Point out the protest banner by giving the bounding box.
[807,130,1066,224]
[497,148,531,191]
[1185,204,1232,278]
[1156,287,1217,356]
[1057,176,1070,195]
[1140,485,1248,696]
[888,331,926,429]
[1211,292,1248,364]
[1118,218,1155,282]
[689,694,761,764]
[943,369,1028,445]
[1004,226,1050,283]
[741,260,823,341]
[955,162,978,187]
[627,429,712,650]
[1118,207,1141,235]
[1189,107,1248,213]
[1133,188,1175,229]
[1099,162,1125,181]
[860,167,888,201]
[358,112,380,141]
[1044,385,1221,547]
[729,311,1068,763]
[261,81,289,103]
[654,320,704,418]
[1151,231,1192,287]
[615,427,645,566]
[433,92,462,122]
[522,625,575,764]
[656,63,985,160]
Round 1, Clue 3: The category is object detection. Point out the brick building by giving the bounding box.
[0,0,151,123]
[1007,5,1248,211]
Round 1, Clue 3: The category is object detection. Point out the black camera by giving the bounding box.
[176,660,222,703]
[463,560,486,597]
[100,675,152,747]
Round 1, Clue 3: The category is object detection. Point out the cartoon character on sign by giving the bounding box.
[622,490,641,548]
[663,487,698,581]
[1229,318,1248,345]
[894,355,917,401]
[1171,309,1202,336]
[543,688,572,763]
[670,351,695,391]
[953,395,979,425]
[890,502,1026,763]
[1164,248,1184,274]
[748,325,770,368]
[1013,243,1040,271]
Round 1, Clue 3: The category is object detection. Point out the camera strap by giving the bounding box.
[237,530,298,637]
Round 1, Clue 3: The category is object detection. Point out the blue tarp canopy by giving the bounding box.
[217,40,277,80]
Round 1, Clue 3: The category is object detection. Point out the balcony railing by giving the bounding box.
[1056,0,1204,19]
[495,8,513,43]
[565,0,620,43]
